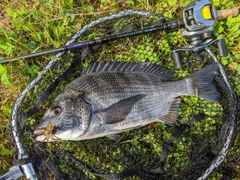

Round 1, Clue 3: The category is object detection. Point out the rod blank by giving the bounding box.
[0,20,184,64]
[0,47,66,64]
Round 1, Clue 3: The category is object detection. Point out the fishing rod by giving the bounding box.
[1,4,238,64]
[0,20,184,64]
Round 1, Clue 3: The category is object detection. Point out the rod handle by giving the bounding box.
[217,7,239,21]
[172,51,182,69]
[217,39,228,57]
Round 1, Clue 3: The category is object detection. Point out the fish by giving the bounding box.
[34,61,221,142]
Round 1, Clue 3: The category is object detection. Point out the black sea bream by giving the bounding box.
[34,61,220,142]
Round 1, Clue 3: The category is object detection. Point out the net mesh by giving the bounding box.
[9,11,239,180]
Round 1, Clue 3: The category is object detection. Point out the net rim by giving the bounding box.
[10,10,238,180]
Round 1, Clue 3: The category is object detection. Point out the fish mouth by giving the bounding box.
[35,134,46,142]
[34,124,60,142]
[34,132,61,142]
[34,128,48,142]
[34,128,44,135]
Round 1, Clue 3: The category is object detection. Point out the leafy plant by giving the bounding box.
[0,147,11,156]
[0,65,10,85]
[213,12,240,75]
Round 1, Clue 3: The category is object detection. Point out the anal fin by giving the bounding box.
[157,98,181,125]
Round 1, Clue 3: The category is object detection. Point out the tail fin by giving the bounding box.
[186,63,221,102]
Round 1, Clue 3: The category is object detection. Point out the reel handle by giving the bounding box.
[217,7,239,20]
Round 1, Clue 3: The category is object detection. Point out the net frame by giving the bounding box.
[8,9,238,180]
[11,9,155,160]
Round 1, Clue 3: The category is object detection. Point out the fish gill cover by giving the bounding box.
[7,9,240,180]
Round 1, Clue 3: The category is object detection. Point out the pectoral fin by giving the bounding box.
[107,133,123,141]
[97,94,146,124]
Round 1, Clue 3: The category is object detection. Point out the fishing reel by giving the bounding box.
[172,0,228,69]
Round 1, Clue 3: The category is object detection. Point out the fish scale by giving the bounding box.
[34,62,221,141]
[72,73,172,108]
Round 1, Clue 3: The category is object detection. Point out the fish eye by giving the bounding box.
[51,107,62,117]
[51,126,57,134]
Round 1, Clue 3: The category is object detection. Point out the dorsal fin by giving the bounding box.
[82,61,173,80]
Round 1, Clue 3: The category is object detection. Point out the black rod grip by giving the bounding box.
[217,39,228,57]
[172,51,182,69]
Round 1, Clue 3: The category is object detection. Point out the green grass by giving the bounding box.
[0,0,240,179]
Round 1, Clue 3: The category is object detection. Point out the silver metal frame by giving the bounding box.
[197,47,235,180]
[1,3,236,180]
[6,10,153,180]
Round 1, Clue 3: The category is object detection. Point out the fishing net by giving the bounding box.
[9,10,239,180]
